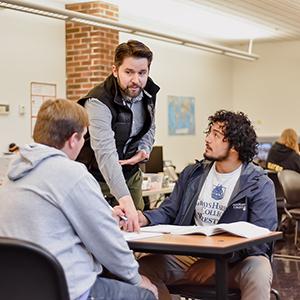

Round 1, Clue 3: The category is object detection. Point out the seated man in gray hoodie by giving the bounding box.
[0,99,157,300]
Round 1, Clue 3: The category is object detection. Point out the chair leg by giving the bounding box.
[271,288,280,300]
[294,220,299,245]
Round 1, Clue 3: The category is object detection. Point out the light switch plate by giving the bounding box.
[19,104,25,115]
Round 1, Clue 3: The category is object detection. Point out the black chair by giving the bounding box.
[168,284,240,299]
[0,237,70,300]
[168,284,280,300]
[278,170,300,245]
[267,170,285,226]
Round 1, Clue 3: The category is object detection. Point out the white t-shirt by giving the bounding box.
[194,162,242,226]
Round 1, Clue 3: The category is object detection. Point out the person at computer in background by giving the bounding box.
[77,40,160,232]
[266,128,300,173]
[138,110,277,300]
[0,99,158,300]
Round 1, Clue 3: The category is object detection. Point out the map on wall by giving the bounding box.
[168,95,195,135]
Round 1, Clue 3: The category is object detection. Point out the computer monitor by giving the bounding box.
[142,146,164,173]
[253,142,272,167]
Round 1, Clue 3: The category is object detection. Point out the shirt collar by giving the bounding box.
[121,90,143,104]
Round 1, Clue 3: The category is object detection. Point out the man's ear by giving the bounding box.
[230,146,239,157]
[112,65,118,78]
[68,132,79,149]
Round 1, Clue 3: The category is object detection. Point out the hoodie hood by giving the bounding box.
[8,143,67,181]
[270,142,294,163]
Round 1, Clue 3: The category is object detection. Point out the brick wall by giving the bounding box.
[66,1,119,101]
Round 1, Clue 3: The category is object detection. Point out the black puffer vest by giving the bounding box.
[77,74,160,182]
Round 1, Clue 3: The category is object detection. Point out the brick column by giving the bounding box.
[66,1,119,101]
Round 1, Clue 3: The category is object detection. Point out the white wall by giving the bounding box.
[5,5,300,170]
[232,40,300,138]
[120,34,233,170]
[0,4,66,153]
[0,5,233,171]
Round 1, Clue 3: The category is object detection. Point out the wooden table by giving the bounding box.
[128,232,282,300]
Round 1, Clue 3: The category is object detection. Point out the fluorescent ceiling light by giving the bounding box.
[0,0,259,61]
[71,17,132,32]
[0,1,68,19]
[132,31,184,45]
[184,43,223,54]
[224,52,256,61]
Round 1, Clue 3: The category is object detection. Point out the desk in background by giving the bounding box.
[142,186,174,197]
[128,232,282,300]
[142,185,174,209]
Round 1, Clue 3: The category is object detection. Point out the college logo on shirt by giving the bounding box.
[211,184,226,200]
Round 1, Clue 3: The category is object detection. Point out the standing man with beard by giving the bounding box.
[78,40,160,232]
[137,110,278,300]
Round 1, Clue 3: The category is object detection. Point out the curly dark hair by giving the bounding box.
[207,110,258,163]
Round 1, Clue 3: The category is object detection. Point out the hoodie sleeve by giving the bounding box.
[60,172,141,286]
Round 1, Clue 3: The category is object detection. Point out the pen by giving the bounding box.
[119,215,128,222]
[109,206,128,222]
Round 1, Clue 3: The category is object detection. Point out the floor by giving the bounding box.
[273,233,300,299]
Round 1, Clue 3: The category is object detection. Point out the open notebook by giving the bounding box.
[140,221,270,239]
[122,231,163,241]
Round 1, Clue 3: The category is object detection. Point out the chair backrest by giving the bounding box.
[267,170,284,201]
[0,237,70,300]
[277,170,300,208]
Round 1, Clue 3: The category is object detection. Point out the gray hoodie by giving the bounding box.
[0,143,141,299]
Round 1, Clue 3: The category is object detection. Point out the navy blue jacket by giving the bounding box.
[144,160,278,263]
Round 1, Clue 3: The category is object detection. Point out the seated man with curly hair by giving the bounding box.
[138,110,277,300]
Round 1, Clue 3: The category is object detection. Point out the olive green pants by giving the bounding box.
[99,169,145,211]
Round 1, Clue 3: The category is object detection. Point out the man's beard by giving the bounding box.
[123,85,142,98]
[117,76,142,98]
[203,147,231,162]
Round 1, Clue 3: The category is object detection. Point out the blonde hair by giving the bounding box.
[278,128,299,153]
[33,99,89,149]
